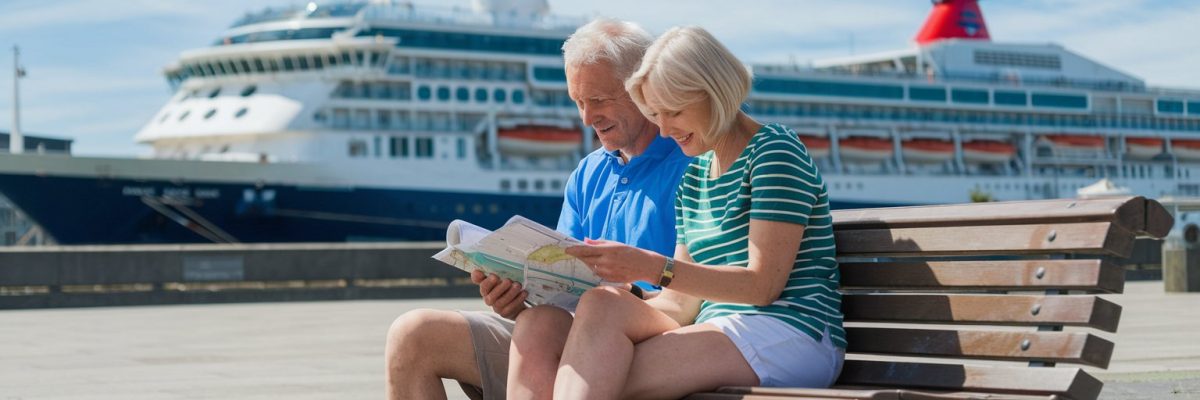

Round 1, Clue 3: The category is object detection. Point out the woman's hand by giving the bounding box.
[565,238,663,284]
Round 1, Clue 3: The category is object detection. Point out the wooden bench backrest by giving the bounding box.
[822,196,1171,400]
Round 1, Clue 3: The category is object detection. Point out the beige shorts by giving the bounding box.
[457,311,516,400]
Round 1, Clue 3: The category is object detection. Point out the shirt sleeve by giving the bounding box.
[674,183,686,244]
[556,167,585,240]
[748,132,823,227]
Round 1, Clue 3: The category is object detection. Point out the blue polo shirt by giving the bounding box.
[557,135,692,260]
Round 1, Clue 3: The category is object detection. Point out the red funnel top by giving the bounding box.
[914,0,990,45]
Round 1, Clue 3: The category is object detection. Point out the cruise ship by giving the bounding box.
[0,0,1197,245]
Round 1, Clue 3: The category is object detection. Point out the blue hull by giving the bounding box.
[0,173,907,245]
[0,173,563,244]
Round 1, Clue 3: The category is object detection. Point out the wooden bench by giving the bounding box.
[689,196,1172,400]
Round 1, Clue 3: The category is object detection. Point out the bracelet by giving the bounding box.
[658,256,675,287]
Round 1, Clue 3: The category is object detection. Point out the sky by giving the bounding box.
[0,0,1198,156]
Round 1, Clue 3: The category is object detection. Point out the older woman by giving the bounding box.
[559,26,846,399]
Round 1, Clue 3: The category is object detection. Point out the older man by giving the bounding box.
[384,18,690,400]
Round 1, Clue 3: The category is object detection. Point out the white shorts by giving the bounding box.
[705,314,845,388]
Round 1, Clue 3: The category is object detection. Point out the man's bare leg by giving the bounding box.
[385,309,480,400]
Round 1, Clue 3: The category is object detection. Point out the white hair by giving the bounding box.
[626,26,752,142]
[562,17,654,81]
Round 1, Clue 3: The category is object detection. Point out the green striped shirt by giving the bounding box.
[675,123,846,348]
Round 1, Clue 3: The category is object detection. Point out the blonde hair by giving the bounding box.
[626,26,752,142]
[562,18,654,81]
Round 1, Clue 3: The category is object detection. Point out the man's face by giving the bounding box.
[566,62,653,153]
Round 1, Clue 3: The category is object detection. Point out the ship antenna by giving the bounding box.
[10,45,23,155]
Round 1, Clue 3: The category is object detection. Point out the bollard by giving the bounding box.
[1163,219,1200,292]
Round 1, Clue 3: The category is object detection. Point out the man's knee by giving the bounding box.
[386,308,465,365]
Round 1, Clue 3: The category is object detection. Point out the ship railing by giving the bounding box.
[358,2,583,31]
[755,64,1151,94]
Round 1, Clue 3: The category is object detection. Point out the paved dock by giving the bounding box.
[1,281,1198,399]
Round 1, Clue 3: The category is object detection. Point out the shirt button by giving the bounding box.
[620,177,629,184]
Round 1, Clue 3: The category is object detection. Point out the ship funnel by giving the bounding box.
[914,0,991,45]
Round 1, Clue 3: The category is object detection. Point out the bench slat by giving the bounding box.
[836,360,1102,400]
[840,259,1124,293]
[834,222,1134,257]
[845,327,1115,368]
[831,196,1145,232]
[842,294,1122,332]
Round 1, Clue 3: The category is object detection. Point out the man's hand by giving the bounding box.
[471,270,529,319]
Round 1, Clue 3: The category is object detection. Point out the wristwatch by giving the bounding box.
[658,257,675,287]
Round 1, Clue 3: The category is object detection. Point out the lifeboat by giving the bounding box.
[901,138,955,163]
[839,136,893,162]
[962,140,1016,164]
[797,135,831,159]
[1173,139,1200,162]
[1124,137,1163,160]
[1041,134,1105,150]
[497,125,581,155]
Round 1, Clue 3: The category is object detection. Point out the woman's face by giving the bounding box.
[640,80,713,157]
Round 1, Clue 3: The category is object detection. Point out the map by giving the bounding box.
[433,216,603,310]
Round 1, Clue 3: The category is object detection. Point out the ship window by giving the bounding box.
[475,88,487,103]
[437,86,451,101]
[550,180,562,191]
[312,56,323,70]
[493,88,507,103]
[253,58,265,72]
[240,59,252,73]
[314,111,327,122]
[390,136,409,157]
[267,59,280,72]
[456,137,466,158]
[489,203,499,214]
[532,66,567,82]
[909,86,946,102]
[204,108,217,120]
[415,137,433,158]
[456,87,469,102]
[374,136,383,157]
[348,139,368,157]
[178,110,191,122]
[1188,101,1200,115]
[418,85,431,101]
[240,85,257,97]
[753,78,904,100]
[235,107,248,118]
[1031,93,1087,109]
[1157,99,1185,114]
[517,179,529,191]
[215,61,228,75]
[512,89,525,104]
[994,91,1027,106]
[282,57,295,71]
[159,113,170,124]
[377,111,392,129]
[500,180,511,191]
[297,56,310,70]
[342,51,353,65]
[951,88,988,104]
[208,88,221,98]
[534,180,545,190]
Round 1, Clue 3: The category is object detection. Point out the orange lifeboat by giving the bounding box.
[1124,137,1163,160]
[839,136,893,162]
[797,135,831,159]
[497,125,582,155]
[1173,139,1200,162]
[901,138,955,163]
[1041,134,1104,150]
[962,140,1016,164]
